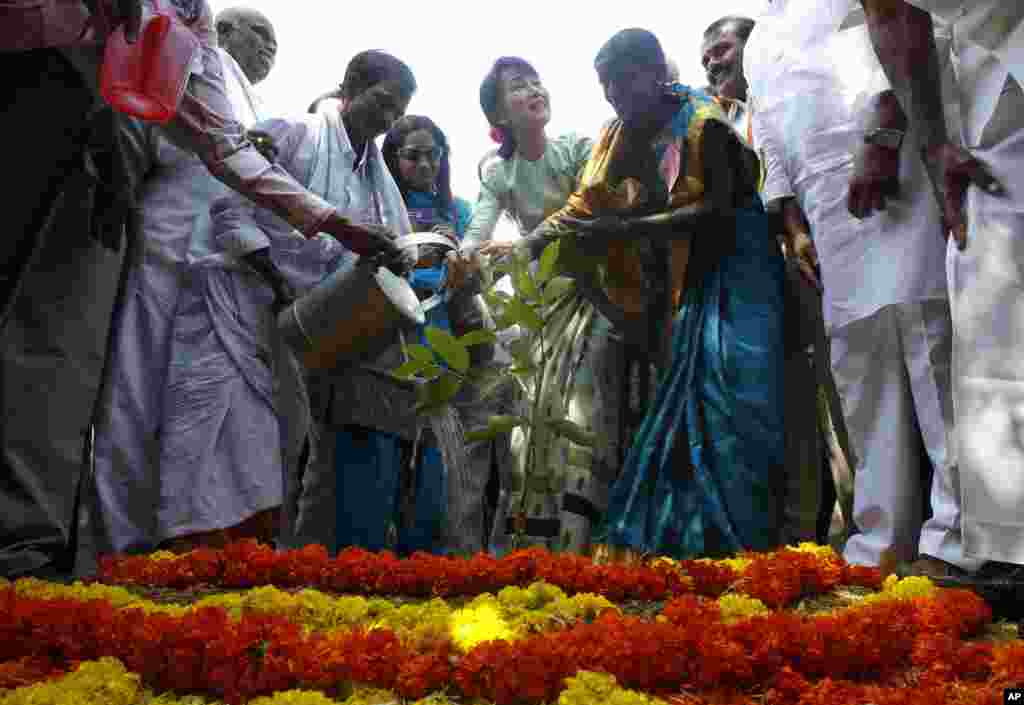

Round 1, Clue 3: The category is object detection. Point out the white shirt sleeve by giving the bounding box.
[751,105,797,206]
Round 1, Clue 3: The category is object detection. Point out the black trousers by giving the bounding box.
[0,50,122,577]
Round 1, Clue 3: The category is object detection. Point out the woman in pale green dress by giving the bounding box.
[452,58,653,555]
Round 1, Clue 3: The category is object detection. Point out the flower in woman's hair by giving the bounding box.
[489,126,507,144]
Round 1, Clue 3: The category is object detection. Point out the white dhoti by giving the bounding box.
[835,301,980,570]
[92,141,223,553]
[949,126,1024,565]
[155,268,283,542]
[92,252,183,552]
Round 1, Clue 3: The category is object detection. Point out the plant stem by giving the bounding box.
[514,297,548,551]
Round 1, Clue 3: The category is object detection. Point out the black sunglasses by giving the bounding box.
[397,146,444,163]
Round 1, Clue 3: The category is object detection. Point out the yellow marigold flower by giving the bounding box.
[193,592,247,618]
[13,579,184,615]
[450,602,514,652]
[370,599,452,649]
[0,658,140,705]
[337,686,399,705]
[148,551,180,562]
[410,695,463,705]
[249,690,344,705]
[140,693,222,704]
[791,542,837,559]
[559,671,668,705]
[569,593,618,619]
[856,575,936,608]
[716,594,769,622]
[496,585,529,608]
[696,556,752,573]
[882,575,936,599]
[650,556,678,569]
[331,595,375,627]
[525,581,566,608]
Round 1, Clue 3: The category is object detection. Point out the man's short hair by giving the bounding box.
[340,50,417,103]
[703,16,756,44]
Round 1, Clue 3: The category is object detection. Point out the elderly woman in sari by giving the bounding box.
[515,28,786,559]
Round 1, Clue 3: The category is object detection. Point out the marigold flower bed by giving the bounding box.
[1,541,1022,705]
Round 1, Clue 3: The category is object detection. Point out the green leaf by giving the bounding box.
[392,359,429,380]
[509,344,534,372]
[487,414,529,433]
[482,289,511,307]
[514,267,539,301]
[544,417,597,447]
[505,298,544,331]
[465,427,502,443]
[542,276,576,305]
[511,365,539,379]
[415,371,463,414]
[493,313,518,332]
[537,240,560,283]
[418,364,446,380]
[424,327,470,373]
[458,329,498,347]
[404,344,435,364]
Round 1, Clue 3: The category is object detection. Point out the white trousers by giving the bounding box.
[835,301,980,570]
[950,196,1024,565]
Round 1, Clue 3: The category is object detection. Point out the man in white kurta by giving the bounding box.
[92,14,272,553]
[744,0,976,571]
[858,0,1024,573]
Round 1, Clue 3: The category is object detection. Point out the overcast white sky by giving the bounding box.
[209,0,767,237]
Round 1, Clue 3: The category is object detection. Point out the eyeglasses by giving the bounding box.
[397,146,444,163]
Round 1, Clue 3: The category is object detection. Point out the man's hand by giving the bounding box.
[84,0,143,42]
[922,142,1004,250]
[785,231,821,292]
[848,142,901,219]
[445,249,481,290]
[320,214,404,260]
[476,240,518,260]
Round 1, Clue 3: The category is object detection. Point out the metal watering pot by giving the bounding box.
[276,232,457,370]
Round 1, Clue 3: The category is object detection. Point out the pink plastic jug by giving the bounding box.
[99,0,200,124]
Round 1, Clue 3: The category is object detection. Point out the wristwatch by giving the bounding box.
[864,127,905,151]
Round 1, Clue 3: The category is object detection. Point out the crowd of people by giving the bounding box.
[0,0,1020,594]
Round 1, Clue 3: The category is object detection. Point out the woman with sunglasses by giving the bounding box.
[380,116,498,554]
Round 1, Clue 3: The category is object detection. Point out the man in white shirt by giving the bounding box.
[744,0,975,574]
[859,0,1024,582]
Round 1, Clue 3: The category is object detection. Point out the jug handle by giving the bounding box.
[79,0,114,41]
[81,0,148,42]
